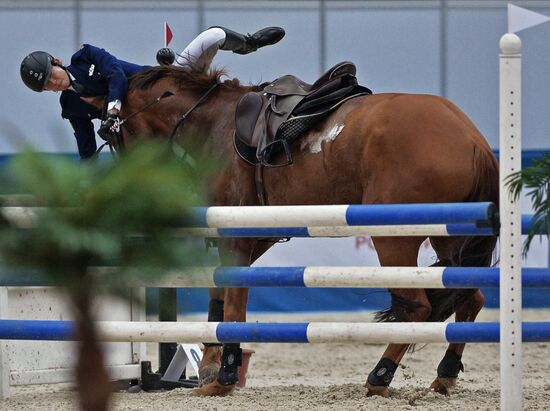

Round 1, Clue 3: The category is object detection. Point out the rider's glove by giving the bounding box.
[97,111,120,142]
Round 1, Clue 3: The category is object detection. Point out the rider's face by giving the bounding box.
[44,66,70,92]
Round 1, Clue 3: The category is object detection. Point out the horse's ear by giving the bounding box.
[81,95,105,111]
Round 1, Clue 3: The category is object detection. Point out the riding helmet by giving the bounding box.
[20,51,54,92]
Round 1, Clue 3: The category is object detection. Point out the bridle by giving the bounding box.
[96,82,219,165]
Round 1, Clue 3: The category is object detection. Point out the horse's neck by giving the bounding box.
[188,86,248,156]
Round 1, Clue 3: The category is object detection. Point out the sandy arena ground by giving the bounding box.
[1,309,549,411]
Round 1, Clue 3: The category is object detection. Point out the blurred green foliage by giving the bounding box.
[508,153,550,255]
[0,142,211,297]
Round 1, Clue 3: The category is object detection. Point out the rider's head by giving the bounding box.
[156,48,176,66]
[20,51,70,92]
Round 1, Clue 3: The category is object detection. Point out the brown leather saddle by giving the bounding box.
[233,61,372,168]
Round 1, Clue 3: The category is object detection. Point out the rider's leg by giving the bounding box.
[175,27,226,70]
[174,26,285,70]
[213,26,285,55]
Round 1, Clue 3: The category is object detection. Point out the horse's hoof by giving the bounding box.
[198,364,220,387]
[430,377,456,396]
[365,381,390,398]
[193,380,236,397]
[199,345,222,387]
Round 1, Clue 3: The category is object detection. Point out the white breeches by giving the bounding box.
[175,27,226,71]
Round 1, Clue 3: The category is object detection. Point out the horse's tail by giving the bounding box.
[439,144,500,266]
[375,144,499,323]
[425,144,499,321]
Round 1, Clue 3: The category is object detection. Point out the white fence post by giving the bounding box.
[499,32,523,411]
[0,287,10,399]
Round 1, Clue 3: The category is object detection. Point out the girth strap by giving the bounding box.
[255,162,267,205]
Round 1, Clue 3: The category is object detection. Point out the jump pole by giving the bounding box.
[499,32,522,411]
[0,320,549,344]
[1,266,549,289]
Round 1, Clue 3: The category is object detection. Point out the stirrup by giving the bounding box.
[260,139,293,167]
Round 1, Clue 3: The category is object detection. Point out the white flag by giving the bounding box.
[508,3,550,33]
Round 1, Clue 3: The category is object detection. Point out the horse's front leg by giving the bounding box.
[430,289,484,396]
[197,288,224,387]
[195,239,254,396]
[195,287,249,396]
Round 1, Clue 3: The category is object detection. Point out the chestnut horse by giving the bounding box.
[102,65,499,397]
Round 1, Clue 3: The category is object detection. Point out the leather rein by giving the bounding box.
[169,81,219,166]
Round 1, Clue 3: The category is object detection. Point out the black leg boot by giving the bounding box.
[203,298,224,349]
[217,343,242,385]
[208,298,224,322]
[213,26,285,55]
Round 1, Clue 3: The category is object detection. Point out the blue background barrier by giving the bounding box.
[2,151,550,314]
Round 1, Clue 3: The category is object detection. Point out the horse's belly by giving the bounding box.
[262,103,365,205]
[262,145,364,205]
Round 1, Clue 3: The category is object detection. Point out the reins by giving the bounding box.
[169,81,219,143]
[121,90,175,125]
[94,91,175,158]
[168,81,220,167]
[94,82,219,165]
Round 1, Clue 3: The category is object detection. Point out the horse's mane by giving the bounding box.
[129,65,262,93]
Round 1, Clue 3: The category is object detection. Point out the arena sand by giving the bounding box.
[1,309,549,411]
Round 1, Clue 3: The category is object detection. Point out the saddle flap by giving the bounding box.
[235,91,266,146]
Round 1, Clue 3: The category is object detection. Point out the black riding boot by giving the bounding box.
[214,26,285,55]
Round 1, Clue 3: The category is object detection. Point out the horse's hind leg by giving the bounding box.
[430,289,484,395]
[365,237,430,397]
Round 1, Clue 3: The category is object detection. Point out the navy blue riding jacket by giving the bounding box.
[59,44,149,159]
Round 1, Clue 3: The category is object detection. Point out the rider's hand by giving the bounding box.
[97,110,120,142]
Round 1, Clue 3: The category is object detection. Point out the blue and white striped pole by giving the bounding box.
[2,202,495,230]
[185,202,495,227]
[178,223,497,237]
[2,266,549,288]
[0,320,549,343]
[3,207,545,238]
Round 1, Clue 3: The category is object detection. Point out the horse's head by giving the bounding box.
[123,66,245,151]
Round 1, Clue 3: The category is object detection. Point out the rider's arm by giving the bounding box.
[60,91,98,160]
[80,44,127,113]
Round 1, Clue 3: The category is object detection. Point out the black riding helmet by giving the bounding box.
[156,47,176,66]
[20,51,54,92]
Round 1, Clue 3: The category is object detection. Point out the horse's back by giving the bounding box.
[254,93,497,207]
[352,93,495,202]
